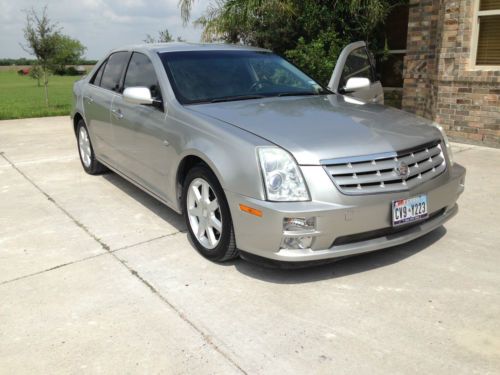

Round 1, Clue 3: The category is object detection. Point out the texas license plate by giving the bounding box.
[392,195,428,227]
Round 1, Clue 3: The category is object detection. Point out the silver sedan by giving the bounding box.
[71,42,465,265]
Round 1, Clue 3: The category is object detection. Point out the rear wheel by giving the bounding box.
[182,165,238,262]
[77,120,106,175]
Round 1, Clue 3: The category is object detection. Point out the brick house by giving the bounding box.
[402,0,500,147]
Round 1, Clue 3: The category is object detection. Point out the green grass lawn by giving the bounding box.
[0,70,80,120]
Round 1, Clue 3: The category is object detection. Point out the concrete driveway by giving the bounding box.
[1,116,499,374]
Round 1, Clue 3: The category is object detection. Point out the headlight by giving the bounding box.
[258,147,310,201]
[432,123,454,166]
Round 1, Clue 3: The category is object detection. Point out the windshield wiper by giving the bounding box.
[276,91,321,97]
[210,94,266,103]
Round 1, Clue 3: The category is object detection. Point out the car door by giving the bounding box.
[328,41,384,104]
[83,52,131,164]
[110,52,172,201]
[82,60,114,160]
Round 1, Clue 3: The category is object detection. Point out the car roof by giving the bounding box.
[112,42,271,54]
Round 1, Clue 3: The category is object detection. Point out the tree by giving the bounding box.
[192,0,294,46]
[51,34,86,74]
[144,28,175,43]
[179,0,406,85]
[22,6,88,104]
[22,6,59,106]
[29,64,43,86]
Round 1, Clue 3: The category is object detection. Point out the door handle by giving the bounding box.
[111,108,124,120]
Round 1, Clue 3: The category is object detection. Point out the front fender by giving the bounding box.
[167,105,271,207]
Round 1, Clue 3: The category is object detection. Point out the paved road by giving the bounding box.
[1,116,499,374]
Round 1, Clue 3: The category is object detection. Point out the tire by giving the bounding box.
[182,165,238,262]
[76,119,107,175]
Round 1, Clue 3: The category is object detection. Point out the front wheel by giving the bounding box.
[182,165,238,262]
[76,120,106,175]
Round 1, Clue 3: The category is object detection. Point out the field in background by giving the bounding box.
[0,70,80,120]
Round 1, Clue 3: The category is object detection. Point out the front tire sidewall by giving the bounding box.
[183,166,235,262]
[76,120,103,175]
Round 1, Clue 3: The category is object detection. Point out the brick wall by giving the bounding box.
[402,0,500,147]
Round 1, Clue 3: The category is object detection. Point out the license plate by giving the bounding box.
[392,195,428,227]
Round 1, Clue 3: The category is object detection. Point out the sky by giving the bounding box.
[0,0,209,59]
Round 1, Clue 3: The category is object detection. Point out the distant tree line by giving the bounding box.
[143,28,185,43]
[0,58,98,66]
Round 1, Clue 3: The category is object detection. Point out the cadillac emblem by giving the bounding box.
[396,161,410,179]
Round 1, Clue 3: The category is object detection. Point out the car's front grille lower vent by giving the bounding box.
[324,141,446,195]
[331,208,446,247]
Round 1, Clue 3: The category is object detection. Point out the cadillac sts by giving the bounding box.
[71,42,466,264]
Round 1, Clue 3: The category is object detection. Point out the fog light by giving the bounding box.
[282,235,313,250]
[281,217,316,249]
[283,217,315,232]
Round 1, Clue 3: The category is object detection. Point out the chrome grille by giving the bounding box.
[324,141,446,195]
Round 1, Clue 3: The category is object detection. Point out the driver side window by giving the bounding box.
[339,47,377,89]
[123,52,162,100]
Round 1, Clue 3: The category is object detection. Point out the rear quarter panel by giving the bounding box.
[71,78,85,122]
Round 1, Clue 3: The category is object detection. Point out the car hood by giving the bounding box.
[188,95,442,165]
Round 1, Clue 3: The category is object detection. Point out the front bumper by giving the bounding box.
[226,163,466,262]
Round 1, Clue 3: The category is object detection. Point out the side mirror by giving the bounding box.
[123,87,154,105]
[343,77,371,93]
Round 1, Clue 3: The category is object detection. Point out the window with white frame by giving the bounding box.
[472,0,500,66]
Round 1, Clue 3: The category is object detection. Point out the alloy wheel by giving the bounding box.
[78,126,92,168]
[186,178,223,249]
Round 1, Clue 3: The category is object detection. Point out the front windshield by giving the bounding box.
[158,50,329,104]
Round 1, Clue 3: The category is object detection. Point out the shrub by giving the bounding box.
[285,30,344,86]
[52,66,85,76]
[65,66,80,76]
